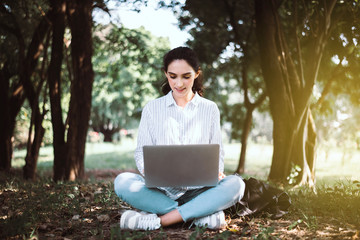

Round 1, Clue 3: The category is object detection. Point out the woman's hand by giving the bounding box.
[218,172,226,180]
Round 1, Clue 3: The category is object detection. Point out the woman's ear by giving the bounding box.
[195,69,201,79]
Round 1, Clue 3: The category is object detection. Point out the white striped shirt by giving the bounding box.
[134,91,225,200]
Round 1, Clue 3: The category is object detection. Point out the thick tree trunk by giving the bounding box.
[48,0,67,181]
[268,105,316,185]
[65,0,94,180]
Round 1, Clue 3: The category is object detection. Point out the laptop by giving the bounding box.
[143,144,220,188]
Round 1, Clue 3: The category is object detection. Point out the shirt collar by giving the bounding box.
[165,91,200,108]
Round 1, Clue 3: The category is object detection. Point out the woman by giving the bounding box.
[114,47,245,230]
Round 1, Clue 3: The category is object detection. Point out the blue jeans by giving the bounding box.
[114,172,245,222]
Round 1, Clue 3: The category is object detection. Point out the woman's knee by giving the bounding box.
[114,172,144,198]
[220,175,246,200]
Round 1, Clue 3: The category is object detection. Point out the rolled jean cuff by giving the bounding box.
[177,175,245,222]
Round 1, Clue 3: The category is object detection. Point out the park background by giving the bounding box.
[1,0,360,239]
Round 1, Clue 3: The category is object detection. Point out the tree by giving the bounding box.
[254,0,359,185]
[0,1,50,179]
[48,0,67,180]
[91,23,170,142]
[58,0,95,180]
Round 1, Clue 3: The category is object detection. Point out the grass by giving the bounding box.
[1,172,359,239]
[3,139,360,239]
[12,138,360,185]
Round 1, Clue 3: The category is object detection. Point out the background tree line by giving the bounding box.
[1,0,359,186]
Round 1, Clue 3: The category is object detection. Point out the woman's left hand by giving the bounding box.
[218,172,226,180]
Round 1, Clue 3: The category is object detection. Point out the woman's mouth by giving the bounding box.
[175,88,185,93]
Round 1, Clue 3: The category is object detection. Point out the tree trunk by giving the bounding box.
[236,107,254,174]
[48,0,67,181]
[23,104,46,180]
[296,109,316,185]
[0,65,11,171]
[268,105,316,185]
[0,64,22,171]
[103,131,113,142]
[97,127,120,142]
[21,17,51,180]
[65,0,94,180]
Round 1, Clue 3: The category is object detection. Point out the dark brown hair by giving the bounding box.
[161,47,204,96]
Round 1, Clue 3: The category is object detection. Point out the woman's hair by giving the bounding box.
[161,47,204,96]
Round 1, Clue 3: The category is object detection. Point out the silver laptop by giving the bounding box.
[143,144,219,188]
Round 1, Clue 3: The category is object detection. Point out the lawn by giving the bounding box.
[2,140,360,239]
[12,138,360,185]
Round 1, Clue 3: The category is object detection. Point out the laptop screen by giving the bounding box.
[143,144,219,188]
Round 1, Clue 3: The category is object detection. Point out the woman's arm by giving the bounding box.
[209,105,225,174]
[134,105,154,175]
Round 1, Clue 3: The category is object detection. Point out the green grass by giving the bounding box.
[289,180,360,230]
[4,140,360,239]
[12,139,360,185]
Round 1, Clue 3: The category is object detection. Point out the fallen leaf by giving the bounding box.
[97,214,110,222]
[39,224,47,230]
[353,230,360,240]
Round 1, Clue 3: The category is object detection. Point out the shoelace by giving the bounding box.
[189,215,211,229]
[138,215,160,230]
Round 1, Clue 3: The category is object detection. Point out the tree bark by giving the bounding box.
[23,104,46,180]
[65,0,94,180]
[48,0,67,181]
[21,15,51,180]
[236,107,254,174]
[0,64,23,171]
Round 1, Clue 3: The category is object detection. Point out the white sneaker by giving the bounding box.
[193,211,227,229]
[120,210,161,230]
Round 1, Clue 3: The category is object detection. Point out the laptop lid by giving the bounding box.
[143,144,219,188]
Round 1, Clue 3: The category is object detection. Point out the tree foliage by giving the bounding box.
[91,23,170,141]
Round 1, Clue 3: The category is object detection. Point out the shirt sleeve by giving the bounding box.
[134,104,154,175]
[209,104,225,173]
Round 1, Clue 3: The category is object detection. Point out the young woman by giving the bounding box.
[114,47,245,230]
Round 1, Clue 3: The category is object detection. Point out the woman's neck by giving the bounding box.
[172,92,195,108]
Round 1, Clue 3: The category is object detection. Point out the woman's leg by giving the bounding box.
[159,209,183,226]
[114,172,178,215]
[177,175,245,222]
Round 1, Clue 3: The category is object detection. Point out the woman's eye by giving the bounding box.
[170,76,176,79]
[183,76,190,79]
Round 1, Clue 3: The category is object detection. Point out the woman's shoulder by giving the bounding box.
[197,95,219,109]
[143,95,168,111]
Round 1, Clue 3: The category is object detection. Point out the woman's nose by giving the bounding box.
[175,78,183,87]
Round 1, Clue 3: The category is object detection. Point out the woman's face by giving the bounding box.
[165,59,199,103]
